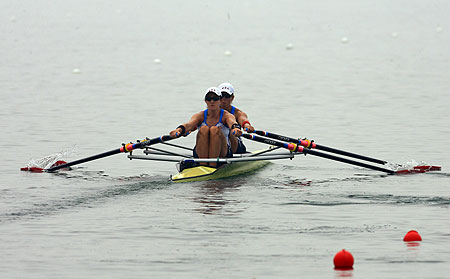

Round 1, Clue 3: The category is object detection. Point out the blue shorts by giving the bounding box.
[193,145,233,158]
[235,139,247,154]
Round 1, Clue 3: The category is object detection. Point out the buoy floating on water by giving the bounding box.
[403,230,422,242]
[333,249,354,269]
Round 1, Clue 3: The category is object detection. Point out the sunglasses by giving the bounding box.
[221,92,233,99]
[205,95,221,102]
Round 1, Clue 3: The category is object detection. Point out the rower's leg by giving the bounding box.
[208,126,228,167]
[229,135,238,154]
[196,126,210,165]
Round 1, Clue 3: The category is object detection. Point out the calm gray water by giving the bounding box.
[1,0,449,278]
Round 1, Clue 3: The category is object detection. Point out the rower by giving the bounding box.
[169,87,242,167]
[218,82,254,154]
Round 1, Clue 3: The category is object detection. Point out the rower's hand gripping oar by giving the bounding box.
[33,135,173,172]
[243,133,399,174]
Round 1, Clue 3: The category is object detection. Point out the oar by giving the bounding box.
[27,135,173,172]
[242,133,396,174]
[252,130,387,165]
[251,130,441,173]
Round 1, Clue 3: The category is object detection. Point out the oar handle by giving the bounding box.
[253,130,387,165]
[242,133,394,174]
[46,135,173,172]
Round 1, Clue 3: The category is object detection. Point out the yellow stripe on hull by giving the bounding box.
[171,160,269,183]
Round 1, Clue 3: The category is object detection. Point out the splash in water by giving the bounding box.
[386,160,421,171]
[386,160,441,174]
[24,146,77,170]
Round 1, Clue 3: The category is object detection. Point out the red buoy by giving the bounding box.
[333,249,354,269]
[403,230,422,242]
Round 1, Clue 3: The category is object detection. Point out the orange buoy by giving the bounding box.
[333,249,354,269]
[403,230,422,242]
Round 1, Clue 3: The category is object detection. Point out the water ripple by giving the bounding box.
[0,177,170,223]
[346,194,450,206]
[280,201,366,206]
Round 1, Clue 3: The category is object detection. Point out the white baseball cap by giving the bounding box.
[218,82,235,95]
[204,87,221,97]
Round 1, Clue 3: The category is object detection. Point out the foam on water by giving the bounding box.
[24,146,77,170]
[386,160,433,172]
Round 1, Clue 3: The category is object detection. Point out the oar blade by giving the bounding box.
[20,167,45,172]
[395,165,442,174]
[20,160,68,173]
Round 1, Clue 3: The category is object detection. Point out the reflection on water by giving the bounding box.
[192,179,243,215]
[334,269,354,278]
[405,242,421,249]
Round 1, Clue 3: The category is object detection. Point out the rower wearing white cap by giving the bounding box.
[218,82,255,154]
[170,87,242,167]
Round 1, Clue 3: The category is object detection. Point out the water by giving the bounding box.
[1,0,450,278]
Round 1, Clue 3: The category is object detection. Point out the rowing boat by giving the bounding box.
[170,157,269,182]
[128,146,293,182]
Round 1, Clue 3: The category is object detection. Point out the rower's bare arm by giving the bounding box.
[224,111,242,136]
[185,112,203,132]
[236,111,255,132]
[170,112,203,138]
